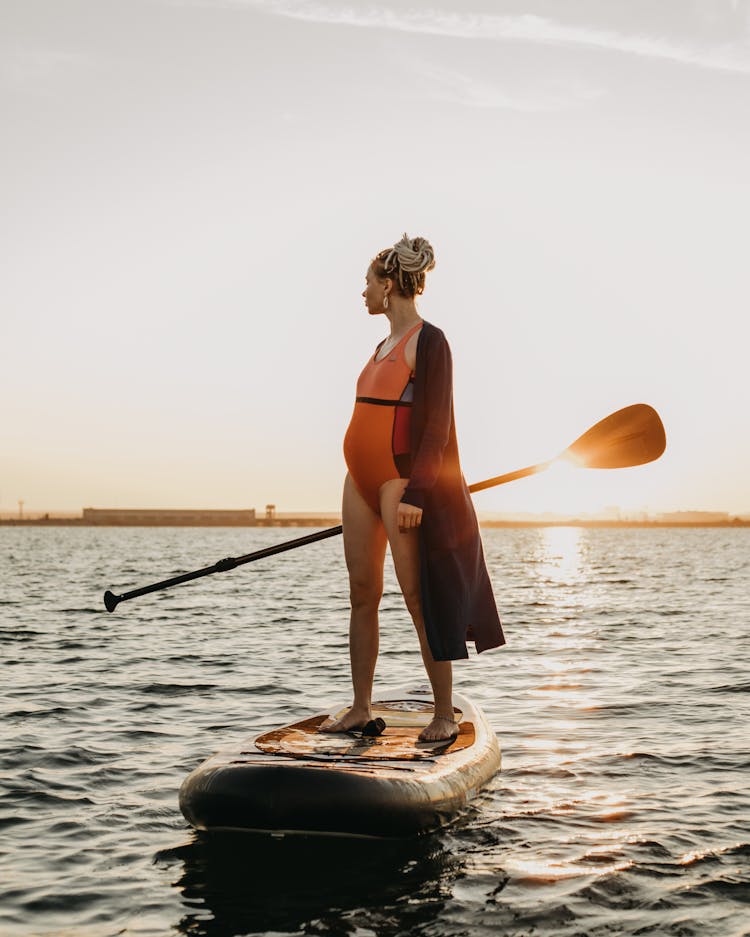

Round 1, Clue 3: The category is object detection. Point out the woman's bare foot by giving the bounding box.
[418,715,459,742]
[318,705,372,733]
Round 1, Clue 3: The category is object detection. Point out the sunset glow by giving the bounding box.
[3,2,748,518]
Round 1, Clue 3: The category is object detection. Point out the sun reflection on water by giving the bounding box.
[471,524,648,894]
[538,526,585,585]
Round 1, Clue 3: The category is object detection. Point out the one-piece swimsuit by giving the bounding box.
[343,323,423,514]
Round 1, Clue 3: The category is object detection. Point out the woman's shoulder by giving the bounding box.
[418,320,449,347]
[417,320,451,359]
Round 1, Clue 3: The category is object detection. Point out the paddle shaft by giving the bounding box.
[103,403,666,611]
[103,464,548,612]
[467,461,550,494]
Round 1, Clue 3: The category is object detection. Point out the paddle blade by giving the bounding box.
[562,404,666,469]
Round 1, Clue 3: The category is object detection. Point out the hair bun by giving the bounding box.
[385,233,436,275]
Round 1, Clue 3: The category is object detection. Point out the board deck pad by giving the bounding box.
[254,700,474,761]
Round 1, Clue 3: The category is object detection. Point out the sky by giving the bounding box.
[2,0,749,517]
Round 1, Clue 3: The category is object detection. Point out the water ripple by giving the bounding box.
[1,526,749,936]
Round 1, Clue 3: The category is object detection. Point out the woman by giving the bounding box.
[322,234,504,742]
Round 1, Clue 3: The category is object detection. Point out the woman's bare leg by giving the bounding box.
[320,473,387,732]
[379,478,458,741]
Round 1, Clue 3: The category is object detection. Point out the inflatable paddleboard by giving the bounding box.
[179,686,500,838]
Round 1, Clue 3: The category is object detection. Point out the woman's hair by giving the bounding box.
[371,233,436,297]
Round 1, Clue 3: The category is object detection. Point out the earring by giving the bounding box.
[383,294,389,309]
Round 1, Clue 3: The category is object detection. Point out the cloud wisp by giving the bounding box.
[219,1,750,76]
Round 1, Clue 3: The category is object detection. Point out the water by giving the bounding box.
[2,527,749,936]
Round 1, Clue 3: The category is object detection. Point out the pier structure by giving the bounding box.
[81,508,257,526]
[0,507,342,527]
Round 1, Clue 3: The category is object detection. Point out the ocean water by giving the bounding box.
[1,526,749,937]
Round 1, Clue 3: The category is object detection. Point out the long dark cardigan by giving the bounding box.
[400,321,505,662]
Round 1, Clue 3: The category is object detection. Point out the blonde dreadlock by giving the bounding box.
[371,233,436,297]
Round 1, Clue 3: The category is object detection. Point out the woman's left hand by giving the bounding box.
[398,502,423,533]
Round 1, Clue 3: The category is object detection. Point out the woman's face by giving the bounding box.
[362,266,389,316]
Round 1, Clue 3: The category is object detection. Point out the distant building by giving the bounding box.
[82,508,256,526]
[656,511,730,524]
[601,505,621,520]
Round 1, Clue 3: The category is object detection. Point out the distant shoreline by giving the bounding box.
[2,518,748,529]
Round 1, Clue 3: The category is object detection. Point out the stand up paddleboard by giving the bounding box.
[179,687,500,838]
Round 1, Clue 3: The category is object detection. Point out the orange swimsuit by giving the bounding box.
[343,323,423,513]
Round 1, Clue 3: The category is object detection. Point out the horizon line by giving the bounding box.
[2,507,749,521]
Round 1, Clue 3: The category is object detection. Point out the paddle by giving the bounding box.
[103,403,665,612]
[468,401,666,492]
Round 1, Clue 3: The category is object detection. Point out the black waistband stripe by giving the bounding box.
[356,396,413,407]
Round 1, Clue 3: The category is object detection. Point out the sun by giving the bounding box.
[489,459,639,518]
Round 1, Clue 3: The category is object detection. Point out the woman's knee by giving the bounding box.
[401,585,423,620]
[349,578,382,613]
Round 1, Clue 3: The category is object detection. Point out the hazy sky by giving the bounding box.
[3,0,749,515]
